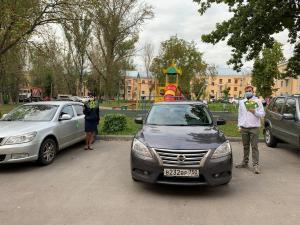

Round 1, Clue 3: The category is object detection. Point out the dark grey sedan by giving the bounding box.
[131,101,232,186]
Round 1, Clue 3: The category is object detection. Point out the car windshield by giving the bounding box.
[1,105,58,121]
[146,104,213,126]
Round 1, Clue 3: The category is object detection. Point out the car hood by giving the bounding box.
[137,125,227,150]
[0,121,52,137]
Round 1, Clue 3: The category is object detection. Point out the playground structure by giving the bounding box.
[154,63,184,102]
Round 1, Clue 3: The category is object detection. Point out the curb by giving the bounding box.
[96,135,265,143]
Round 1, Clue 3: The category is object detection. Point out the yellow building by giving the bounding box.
[124,71,155,100]
[206,74,252,99]
[273,63,300,96]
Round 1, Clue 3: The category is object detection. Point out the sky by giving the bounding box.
[134,0,295,75]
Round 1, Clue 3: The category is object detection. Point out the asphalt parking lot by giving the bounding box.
[1,141,300,225]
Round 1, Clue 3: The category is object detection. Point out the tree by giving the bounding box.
[142,42,155,99]
[222,88,230,100]
[150,36,207,97]
[87,0,153,98]
[0,0,77,103]
[252,42,285,98]
[194,0,300,75]
[62,9,92,96]
[0,0,73,59]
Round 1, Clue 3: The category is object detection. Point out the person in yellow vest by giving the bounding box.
[83,95,100,150]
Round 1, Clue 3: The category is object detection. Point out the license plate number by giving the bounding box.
[163,169,199,177]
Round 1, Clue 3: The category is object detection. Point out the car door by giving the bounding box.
[72,104,85,139]
[57,105,77,146]
[268,97,285,138]
[280,97,300,146]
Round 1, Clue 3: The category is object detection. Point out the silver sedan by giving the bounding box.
[0,101,86,165]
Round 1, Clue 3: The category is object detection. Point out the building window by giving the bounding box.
[142,80,145,84]
[211,90,214,93]
[234,87,238,91]
[228,87,231,91]
[235,79,238,84]
[285,80,289,87]
[239,91,242,95]
[281,81,283,87]
[142,91,145,95]
[219,79,223,84]
[127,86,131,90]
[228,79,231,83]
[211,82,215,86]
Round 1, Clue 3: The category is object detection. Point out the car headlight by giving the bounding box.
[132,138,153,159]
[4,132,37,145]
[211,141,232,159]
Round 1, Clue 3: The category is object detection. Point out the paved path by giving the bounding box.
[0,141,300,225]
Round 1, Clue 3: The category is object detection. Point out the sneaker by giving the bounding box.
[253,165,261,174]
[235,162,249,168]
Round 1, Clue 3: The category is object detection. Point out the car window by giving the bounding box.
[73,105,84,116]
[283,98,296,116]
[271,97,285,114]
[60,105,74,118]
[146,104,213,126]
[1,105,58,121]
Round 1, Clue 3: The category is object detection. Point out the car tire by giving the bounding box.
[132,176,139,182]
[264,127,277,148]
[37,138,57,165]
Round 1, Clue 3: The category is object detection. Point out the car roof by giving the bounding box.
[153,101,205,106]
[24,101,83,106]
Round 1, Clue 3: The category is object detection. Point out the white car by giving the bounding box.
[0,101,85,165]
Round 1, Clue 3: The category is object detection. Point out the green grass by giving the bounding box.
[207,102,238,112]
[98,116,142,135]
[218,121,264,138]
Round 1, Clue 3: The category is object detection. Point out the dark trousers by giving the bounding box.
[241,127,259,166]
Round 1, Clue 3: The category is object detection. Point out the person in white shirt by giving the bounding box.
[236,85,265,174]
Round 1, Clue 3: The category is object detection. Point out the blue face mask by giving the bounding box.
[245,92,253,99]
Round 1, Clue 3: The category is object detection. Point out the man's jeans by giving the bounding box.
[241,127,259,166]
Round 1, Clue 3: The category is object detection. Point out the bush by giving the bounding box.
[102,114,127,133]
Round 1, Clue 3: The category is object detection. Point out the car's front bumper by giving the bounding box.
[0,142,40,164]
[131,150,232,186]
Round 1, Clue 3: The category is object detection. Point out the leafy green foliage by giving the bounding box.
[102,114,127,133]
[150,36,207,97]
[194,0,300,73]
[222,88,230,100]
[88,0,153,98]
[252,42,285,98]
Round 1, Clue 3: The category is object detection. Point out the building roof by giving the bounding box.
[126,71,153,78]
[217,67,251,76]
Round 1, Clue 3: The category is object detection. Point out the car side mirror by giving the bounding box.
[283,113,295,120]
[1,114,7,120]
[59,114,72,121]
[134,117,143,124]
[216,118,226,125]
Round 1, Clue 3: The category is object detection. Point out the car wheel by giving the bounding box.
[132,176,139,182]
[38,138,57,165]
[264,127,277,148]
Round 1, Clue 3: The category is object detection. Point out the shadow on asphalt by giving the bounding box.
[275,143,300,157]
[134,182,234,198]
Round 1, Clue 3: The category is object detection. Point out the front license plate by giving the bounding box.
[163,169,199,177]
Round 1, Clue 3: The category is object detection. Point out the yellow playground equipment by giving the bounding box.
[154,63,184,102]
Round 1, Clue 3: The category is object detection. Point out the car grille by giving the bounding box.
[153,148,209,167]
